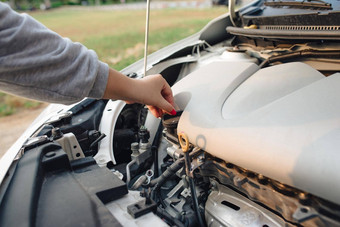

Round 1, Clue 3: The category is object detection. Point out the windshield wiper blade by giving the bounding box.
[265,0,332,10]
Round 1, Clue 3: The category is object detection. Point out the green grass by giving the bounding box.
[0,94,42,117]
[0,103,15,117]
[1,6,227,116]
[31,7,227,69]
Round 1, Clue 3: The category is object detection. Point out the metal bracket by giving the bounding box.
[56,133,85,161]
[293,206,317,222]
[189,153,205,177]
[127,199,157,219]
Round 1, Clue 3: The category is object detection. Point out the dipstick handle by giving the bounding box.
[178,132,190,153]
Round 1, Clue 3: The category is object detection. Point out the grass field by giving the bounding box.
[0,6,227,116]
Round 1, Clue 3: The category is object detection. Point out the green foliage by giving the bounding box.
[51,1,63,7]
[23,100,42,108]
[0,103,15,117]
[0,92,42,117]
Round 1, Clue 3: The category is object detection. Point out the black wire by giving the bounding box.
[188,177,205,227]
[149,148,202,188]
[151,122,163,178]
[150,148,205,226]
[184,151,205,227]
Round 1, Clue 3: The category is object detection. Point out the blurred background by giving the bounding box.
[0,0,248,155]
[3,0,247,11]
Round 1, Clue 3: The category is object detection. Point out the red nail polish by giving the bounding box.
[170,109,177,116]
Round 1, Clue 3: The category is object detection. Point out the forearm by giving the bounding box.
[102,68,144,103]
[0,3,108,104]
[0,3,175,117]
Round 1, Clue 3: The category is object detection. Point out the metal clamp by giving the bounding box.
[144,169,154,185]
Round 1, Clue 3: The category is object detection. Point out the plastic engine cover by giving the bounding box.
[172,61,340,204]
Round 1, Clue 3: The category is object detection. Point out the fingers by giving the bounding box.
[161,81,175,108]
[126,74,176,118]
[158,96,175,115]
[157,76,176,115]
[147,76,176,118]
[147,105,163,119]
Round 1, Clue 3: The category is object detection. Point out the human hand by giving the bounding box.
[103,69,176,118]
[138,74,176,118]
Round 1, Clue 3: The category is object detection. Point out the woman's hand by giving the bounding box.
[139,74,176,118]
[103,68,176,118]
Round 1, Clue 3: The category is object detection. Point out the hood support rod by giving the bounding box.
[229,0,237,27]
[143,0,151,77]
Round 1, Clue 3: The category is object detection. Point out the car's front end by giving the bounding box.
[1,1,340,226]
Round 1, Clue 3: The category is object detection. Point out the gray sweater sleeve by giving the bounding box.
[0,3,109,104]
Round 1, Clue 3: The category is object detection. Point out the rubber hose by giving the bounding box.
[150,147,202,188]
[150,157,185,188]
[151,122,163,178]
[188,177,205,227]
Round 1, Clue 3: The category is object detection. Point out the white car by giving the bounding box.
[1,0,340,226]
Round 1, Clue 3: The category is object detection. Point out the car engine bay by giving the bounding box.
[1,0,340,226]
